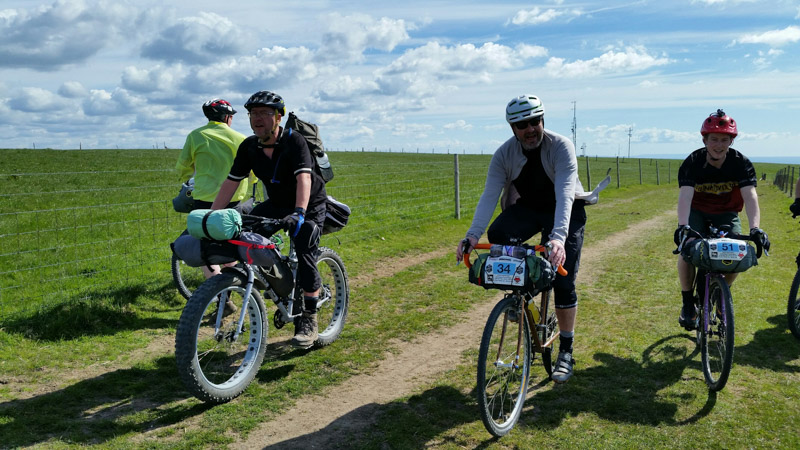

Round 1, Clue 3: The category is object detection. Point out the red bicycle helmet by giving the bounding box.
[202,98,237,122]
[701,109,737,138]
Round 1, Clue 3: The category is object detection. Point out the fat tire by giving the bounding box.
[477,296,531,437]
[787,268,800,340]
[313,247,349,347]
[175,272,268,403]
[700,276,734,392]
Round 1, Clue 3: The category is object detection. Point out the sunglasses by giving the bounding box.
[512,116,542,130]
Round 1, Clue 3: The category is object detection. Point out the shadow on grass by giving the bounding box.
[262,385,480,449]
[735,314,800,373]
[0,352,301,448]
[0,281,184,341]
[519,334,707,430]
[0,356,204,447]
[264,335,713,448]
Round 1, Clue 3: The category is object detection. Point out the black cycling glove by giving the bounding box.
[282,207,305,238]
[749,227,771,257]
[673,225,691,246]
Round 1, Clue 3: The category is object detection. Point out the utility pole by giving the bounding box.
[571,101,577,147]
[627,126,633,158]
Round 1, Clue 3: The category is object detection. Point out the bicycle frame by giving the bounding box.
[213,235,301,341]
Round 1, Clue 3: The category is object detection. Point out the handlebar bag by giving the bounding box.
[681,238,758,273]
[187,208,242,240]
[469,253,554,293]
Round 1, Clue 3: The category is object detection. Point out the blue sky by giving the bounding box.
[1,0,799,160]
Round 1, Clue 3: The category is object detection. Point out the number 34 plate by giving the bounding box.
[485,255,526,286]
[708,238,747,261]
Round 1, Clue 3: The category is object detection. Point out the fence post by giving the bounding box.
[454,154,461,219]
[656,160,660,185]
[616,156,620,188]
[585,156,591,188]
[638,159,642,184]
[791,166,796,198]
[668,161,671,184]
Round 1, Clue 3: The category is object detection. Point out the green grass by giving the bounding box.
[0,149,798,448]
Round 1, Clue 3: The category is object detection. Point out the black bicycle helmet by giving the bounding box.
[244,90,286,116]
[202,98,237,122]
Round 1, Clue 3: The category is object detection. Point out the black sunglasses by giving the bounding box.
[512,116,542,130]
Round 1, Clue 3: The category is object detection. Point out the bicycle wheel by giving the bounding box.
[477,295,531,437]
[175,272,269,403]
[537,290,559,377]
[699,276,734,392]
[787,267,800,340]
[171,253,206,300]
[313,246,349,347]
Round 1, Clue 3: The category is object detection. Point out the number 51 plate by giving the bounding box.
[485,255,526,286]
[708,238,747,261]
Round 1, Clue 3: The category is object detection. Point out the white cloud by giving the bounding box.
[444,120,473,131]
[141,12,247,64]
[319,13,411,63]
[734,26,800,47]
[0,0,142,70]
[58,81,88,98]
[121,65,183,93]
[183,46,322,93]
[510,6,581,25]
[82,88,143,116]
[544,45,671,78]
[8,87,69,112]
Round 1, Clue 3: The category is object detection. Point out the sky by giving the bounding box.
[2,0,800,160]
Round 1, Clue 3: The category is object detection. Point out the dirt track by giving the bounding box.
[237,210,674,449]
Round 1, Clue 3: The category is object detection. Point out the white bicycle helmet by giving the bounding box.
[505,94,545,124]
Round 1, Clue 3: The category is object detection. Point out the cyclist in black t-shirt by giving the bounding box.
[674,109,770,329]
[212,90,327,349]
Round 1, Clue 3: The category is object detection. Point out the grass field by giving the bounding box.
[0,149,798,448]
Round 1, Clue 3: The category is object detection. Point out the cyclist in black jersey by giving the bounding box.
[675,109,770,329]
[212,91,327,349]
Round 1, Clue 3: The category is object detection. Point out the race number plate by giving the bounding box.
[708,238,747,261]
[484,255,526,287]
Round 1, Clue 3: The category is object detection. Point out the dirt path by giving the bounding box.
[237,210,674,449]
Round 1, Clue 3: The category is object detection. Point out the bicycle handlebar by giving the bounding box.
[240,215,284,237]
[673,226,768,258]
[463,243,568,277]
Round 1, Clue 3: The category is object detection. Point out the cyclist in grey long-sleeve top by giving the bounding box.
[456,94,593,383]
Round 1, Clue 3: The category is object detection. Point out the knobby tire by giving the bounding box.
[700,276,734,392]
[477,296,531,437]
[175,272,268,403]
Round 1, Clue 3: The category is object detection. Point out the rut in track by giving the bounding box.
[238,210,674,449]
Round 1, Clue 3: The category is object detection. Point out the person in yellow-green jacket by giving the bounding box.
[176,98,254,212]
[175,98,253,280]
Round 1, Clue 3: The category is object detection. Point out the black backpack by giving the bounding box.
[285,112,334,183]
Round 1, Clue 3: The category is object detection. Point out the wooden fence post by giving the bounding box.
[656,161,660,185]
[585,156,591,188]
[454,154,461,219]
[638,159,642,185]
[616,156,620,188]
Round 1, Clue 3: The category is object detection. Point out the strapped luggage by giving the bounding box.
[186,208,242,240]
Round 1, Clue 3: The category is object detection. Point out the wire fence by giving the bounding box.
[0,151,489,317]
[2,149,789,318]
